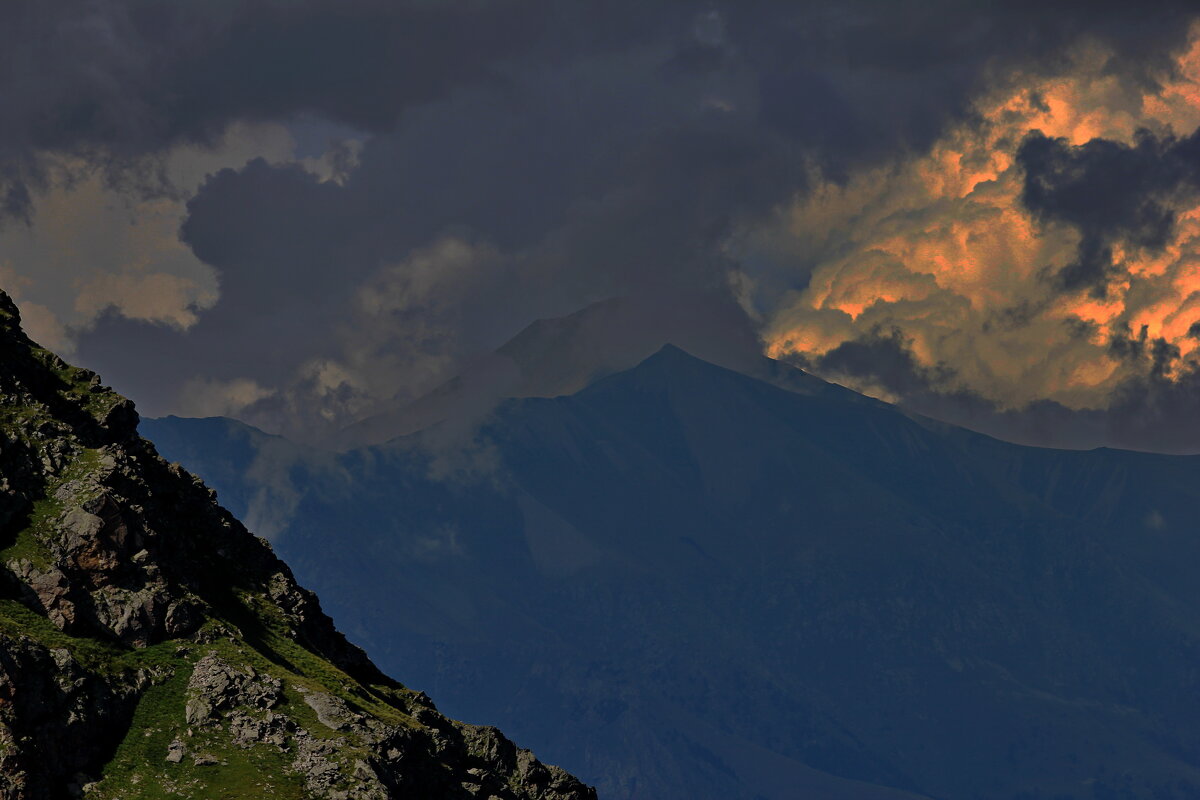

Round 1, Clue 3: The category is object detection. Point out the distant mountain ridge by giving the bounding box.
[336,291,795,449]
[147,343,1200,800]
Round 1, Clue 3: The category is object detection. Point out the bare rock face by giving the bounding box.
[185,653,283,724]
[300,689,361,730]
[0,290,598,800]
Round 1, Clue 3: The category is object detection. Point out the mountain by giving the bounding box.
[145,343,1200,799]
[333,291,1126,456]
[0,290,595,799]
[336,290,777,450]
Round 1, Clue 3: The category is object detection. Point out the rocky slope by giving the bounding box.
[0,289,596,800]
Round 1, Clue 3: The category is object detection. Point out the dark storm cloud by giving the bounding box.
[182,159,350,299]
[735,0,1200,172]
[798,326,949,400]
[0,0,696,216]
[145,37,809,421]
[0,0,654,150]
[790,321,1200,454]
[1018,128,1200,292]
[786,327,1145,452]
[2,0,1191,206]
[1107,321,1183,379]
[1104,365,1200,452]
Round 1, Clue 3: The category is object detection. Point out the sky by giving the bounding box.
[5,1,1200,452]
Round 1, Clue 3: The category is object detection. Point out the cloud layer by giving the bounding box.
[3,1,1200,450]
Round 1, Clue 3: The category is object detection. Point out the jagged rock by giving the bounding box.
[60,508,104,550]
[292,737,348,794]
[0,289,597,799]
[228,709,291,748]
[164,740,186,763]
[19,564,77,630]
[185,654,282,725]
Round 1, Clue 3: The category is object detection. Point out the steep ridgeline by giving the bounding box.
[0,290,596,800]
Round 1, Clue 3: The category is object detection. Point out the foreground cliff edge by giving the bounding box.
[0,290,597,800]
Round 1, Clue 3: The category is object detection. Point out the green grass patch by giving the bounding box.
[0,599,183,675]
[0,599,125,668]
[229,591,418,728]
[31,346,123,423]
[89,661,309,800]
[0,447,108,570]
[0,498,58,570]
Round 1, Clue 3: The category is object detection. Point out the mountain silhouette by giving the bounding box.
[145,345,1200,800]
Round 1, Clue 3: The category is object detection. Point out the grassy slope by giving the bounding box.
[0,378,422,797]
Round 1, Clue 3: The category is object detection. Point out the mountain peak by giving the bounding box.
[0,289,19,327]
[649,342,697,359]
[585,341,761,398]
[337,291,768,448]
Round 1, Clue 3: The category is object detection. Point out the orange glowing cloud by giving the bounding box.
[742,23,1200,409]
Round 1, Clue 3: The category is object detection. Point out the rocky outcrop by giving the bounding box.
[0,632,149,799]
[0,290,596,800]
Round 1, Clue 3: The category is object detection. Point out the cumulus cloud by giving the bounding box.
[175,376,275,419]
[744,24,1200,435]
[0,122,314,354]
[0,173,217,352]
